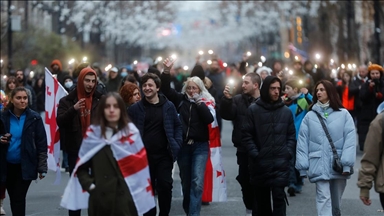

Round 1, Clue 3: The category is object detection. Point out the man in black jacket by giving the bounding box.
[242,76,296,216]
[57,67,102,216]
[220,72,261,216]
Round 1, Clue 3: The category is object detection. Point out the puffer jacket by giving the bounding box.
[357,112,384,197]
[242,76,296,187]
[296,104,356,183]
[0,108,47,182]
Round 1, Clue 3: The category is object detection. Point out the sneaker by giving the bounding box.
[287,187,296,197]
[245,208,252,216]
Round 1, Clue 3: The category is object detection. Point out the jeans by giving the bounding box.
[6,163,32,216]
[178,142,209,216]
[254,186,287,216]
[144,153,174,216]
[315,179,346,216]
[288,156,303,192]
[62,151,69,169]
[236,151,254,210]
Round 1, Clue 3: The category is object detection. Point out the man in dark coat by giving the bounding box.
[128,73,182,216]
[220,72,261,215]
[50,59,69,86]
[242,76,296,216]
[15,69,37,111]
[57,67,102,216]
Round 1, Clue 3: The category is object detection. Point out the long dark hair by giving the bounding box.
[92,92,131,138]
[310,80,343,111]
[4,87,29,112]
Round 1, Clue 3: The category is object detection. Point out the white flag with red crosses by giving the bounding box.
[60,123,155,214]
[201,98,227,202]
[45,68,68,184]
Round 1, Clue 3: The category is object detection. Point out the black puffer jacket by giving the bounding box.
[220,94,257,151]
[242,76,296,187]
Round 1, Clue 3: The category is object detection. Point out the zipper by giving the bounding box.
[185,103,192,140]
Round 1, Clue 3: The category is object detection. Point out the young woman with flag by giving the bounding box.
[60,92,155,216]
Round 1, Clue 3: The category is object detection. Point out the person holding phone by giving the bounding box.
[0,87,47,216]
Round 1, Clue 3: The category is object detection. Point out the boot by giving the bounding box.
[0,199,5,215]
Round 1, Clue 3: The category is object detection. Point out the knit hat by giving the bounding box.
[190,65,205,81]
[50,59,63,71]
[368,64,384,79]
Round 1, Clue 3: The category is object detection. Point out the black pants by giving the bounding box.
[380,193,384,209]
[6,163,32,216]
[67,152,81,216]
[144,153,173,216]
[236,151,254,210]
[254,185,286,216]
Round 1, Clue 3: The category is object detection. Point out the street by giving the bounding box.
[2,120,383,216]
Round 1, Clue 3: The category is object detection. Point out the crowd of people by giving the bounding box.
[0,53,383,216]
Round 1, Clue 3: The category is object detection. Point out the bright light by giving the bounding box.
[314,64,318,69]
[68,58,75,64]
[285,67,289,71]
[29,71,35,78]
[246,51,252,57]
[352,63,356,69]
[208,50,214,55]
[105,64,112,72]
[295,56,299,61]
[162,29,171,36]
[171,54,177,60]
[223,62,228,67]
[341,64,345,69]
[348,64,352,69]
[330,59,334,64]
[157,56,163,61]
[242,75,245,80]
[207,60,212,65]
[133,60,138,65]
[332,69,337,74]
[3,75,7,79]
[198,50,204,55]
[315,53,321,60]
[0,59,3,64]
[289,70,293,75]
[299,80,303,85]
[82,56,87,62]
[284,52,290,58]
[228,79,235,85]
[258,62,262,67]
[260,56,266,63]
[246,63,249,67]
[183,66,189,71]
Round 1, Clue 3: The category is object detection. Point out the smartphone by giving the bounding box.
[228,79,235,95]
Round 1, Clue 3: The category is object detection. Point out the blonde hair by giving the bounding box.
[182,76,215,105]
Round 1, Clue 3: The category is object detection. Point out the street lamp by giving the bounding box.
[198,50,204,55]
[315,53,321,60]
[208,50,214,55]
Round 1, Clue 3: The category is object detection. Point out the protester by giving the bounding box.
[105,67,122,92]
[358,64,384,151]
[283,77,313,197]
[0,87,47,216]
[0,120,6,215]
[357,101,384,210]
[119,82,141,108]
[15,70,37,111]
[296,80,356,216]
[336,70,358,117]
[4,76,16,107]
[128,73,183,216]
[57,67,102,216]
[160,58,214,216]
[33,77,45,118]
[256,66,272,82]
[50,59,69,86]
[242,76,296,215]
[220,72,261,216]
[65,92,155,215]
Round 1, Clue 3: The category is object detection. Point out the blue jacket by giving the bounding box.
[0,108,48,182]
[295,104,356,183]
[285,93,312,139]
[128,95,183,161]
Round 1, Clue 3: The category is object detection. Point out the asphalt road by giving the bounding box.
[2,120,383,216]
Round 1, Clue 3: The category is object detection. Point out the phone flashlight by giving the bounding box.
[228,79,235,95]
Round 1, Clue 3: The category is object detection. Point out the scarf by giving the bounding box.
[317,100,330,109]
[77,67,97,137]
[60,123,155,214]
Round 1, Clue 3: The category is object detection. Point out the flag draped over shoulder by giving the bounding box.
[201,98,227,202]
[60,123,155,214]
[45,68,67,184]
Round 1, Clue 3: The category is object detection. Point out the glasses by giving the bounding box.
[186,86,199,91]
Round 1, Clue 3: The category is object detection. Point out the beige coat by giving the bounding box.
[357,113,384,198]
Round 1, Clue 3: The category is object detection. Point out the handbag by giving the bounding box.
[313,111,354,175]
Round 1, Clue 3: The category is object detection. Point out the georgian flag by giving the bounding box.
[45,68,68,184]
[60,123,155,214]
[201,98,227,202]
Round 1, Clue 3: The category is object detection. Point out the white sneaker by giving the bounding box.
[245,208,252,216]
[0,198,5,215]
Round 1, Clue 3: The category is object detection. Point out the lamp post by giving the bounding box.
[7,0,12,74]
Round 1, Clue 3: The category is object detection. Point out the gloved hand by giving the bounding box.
[192,93,203,105]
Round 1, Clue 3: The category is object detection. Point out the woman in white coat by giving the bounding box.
[296,80,356,216]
